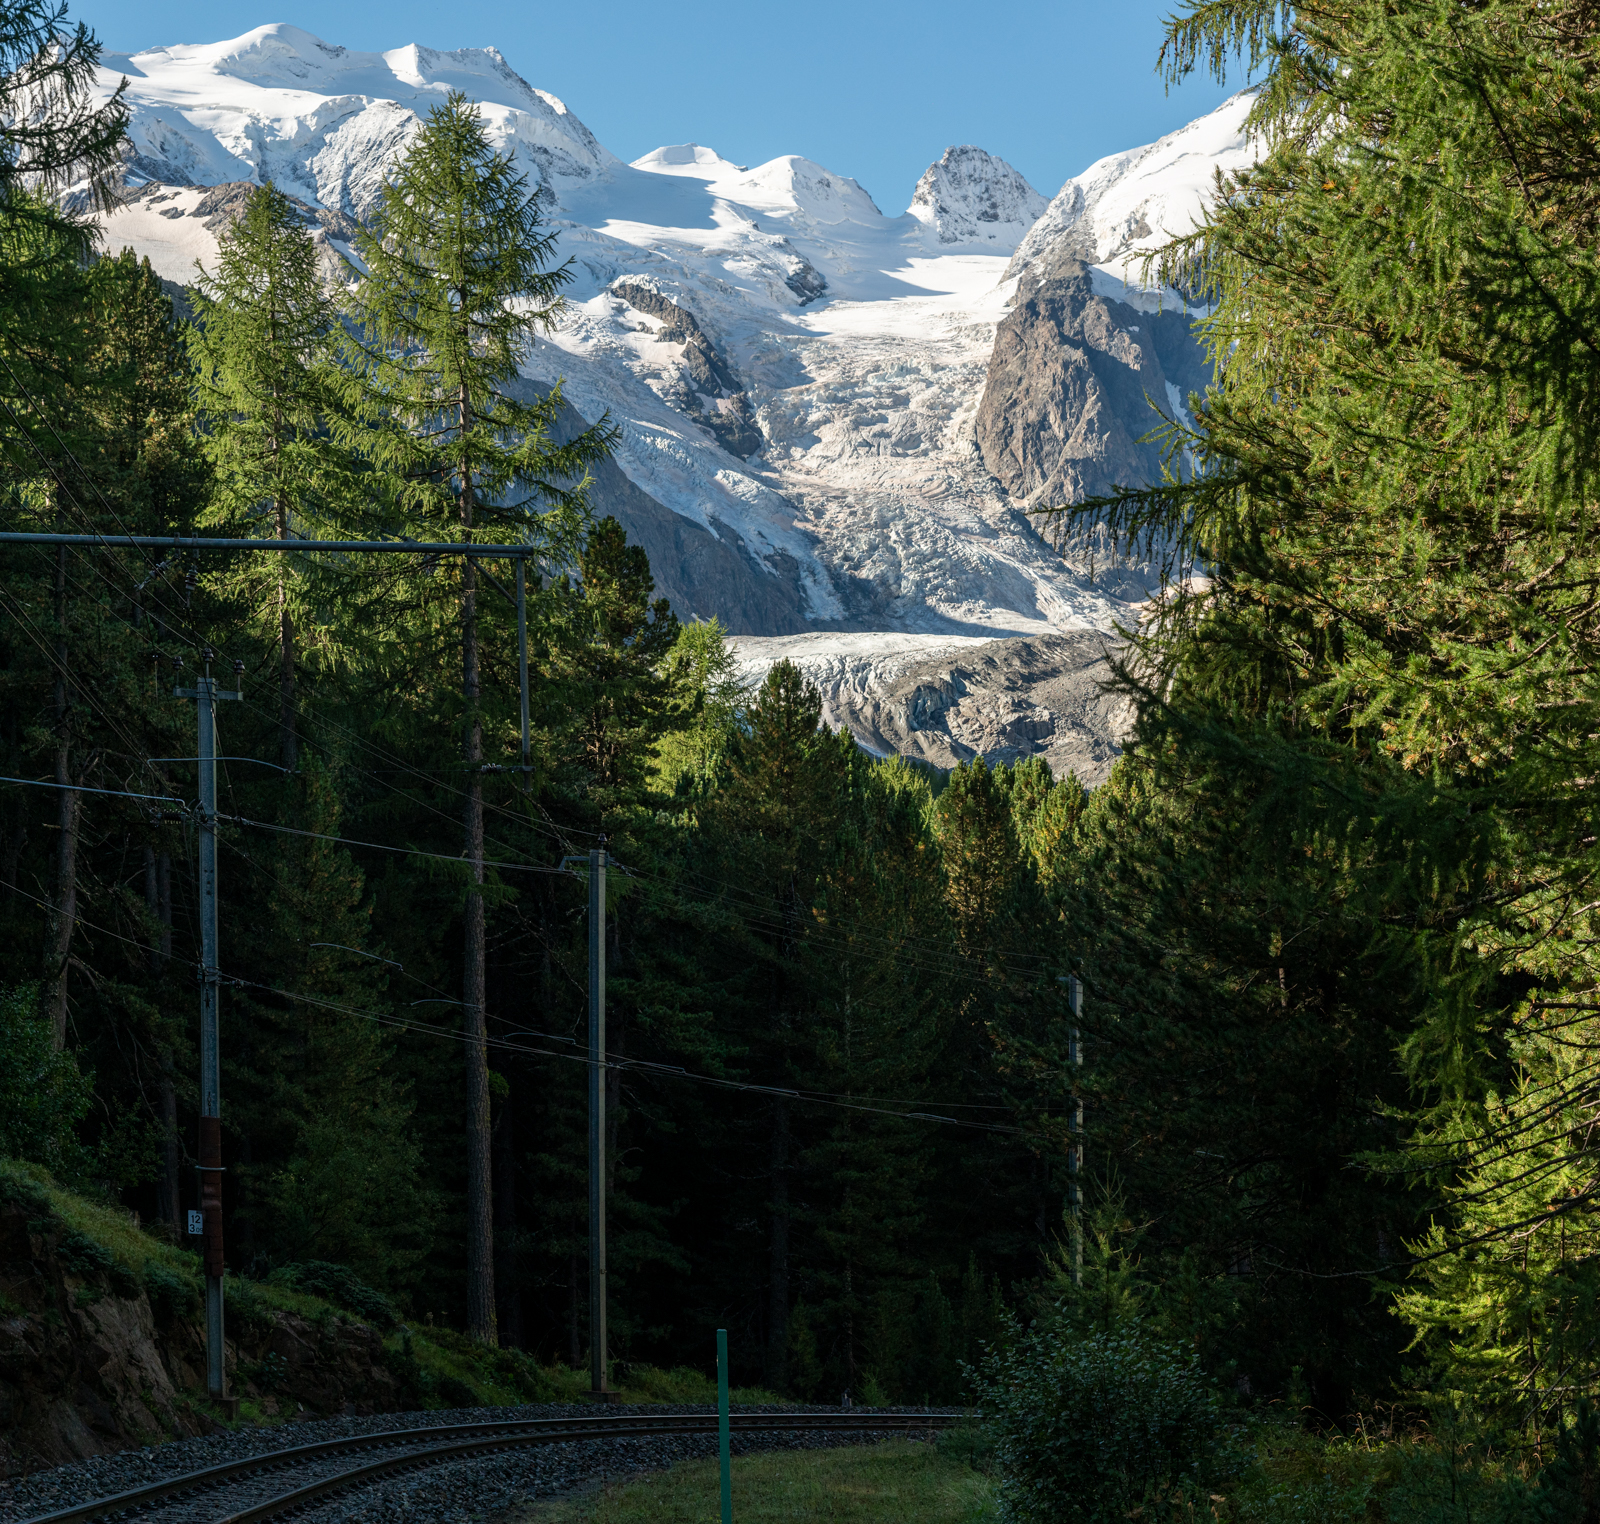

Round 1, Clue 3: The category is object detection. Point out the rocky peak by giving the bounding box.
[611,281,764,460]
[908,145,1048,249]
[974,256,1211,537]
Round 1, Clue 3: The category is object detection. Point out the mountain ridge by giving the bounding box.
[89,26,1258,777]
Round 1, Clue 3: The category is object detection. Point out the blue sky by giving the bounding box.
[81,0,1250,213]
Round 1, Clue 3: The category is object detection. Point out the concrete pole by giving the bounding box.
[177,651,240,1402]
[589,842,608,1397]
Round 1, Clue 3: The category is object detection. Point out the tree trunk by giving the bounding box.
[494,1072,523,1348]
[158,1068,181,1237]
[158,850,172,962]
[568,1250,582,1368]
[146,844,182,1238]
[460,387,496,1346]
[1,711,25,892]
[44,543,80,1051]
[276,492,297,772]
[766,1096,791,1390]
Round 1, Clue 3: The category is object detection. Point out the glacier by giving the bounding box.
[89,24,1258,780]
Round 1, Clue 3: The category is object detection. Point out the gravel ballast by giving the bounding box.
[0,1406,958,1524]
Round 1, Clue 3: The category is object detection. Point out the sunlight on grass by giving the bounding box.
[513,1440,996,1524]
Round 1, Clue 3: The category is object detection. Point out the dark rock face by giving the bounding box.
[974,254,1210,529]
[611,281,765,460]
[506,376,811,636]
[0,1192,402,1474]
[783,256,827,304]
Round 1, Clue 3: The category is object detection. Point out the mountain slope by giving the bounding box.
[90,28,1257,777]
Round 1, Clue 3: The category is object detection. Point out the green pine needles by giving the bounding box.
[343,89,611,548]
[1055,0,1600,1436]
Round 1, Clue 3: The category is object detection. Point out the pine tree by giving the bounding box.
[189,183,366,769]
[1044,0,1600,1419]
[711,661,847,1386]
[554,515,680,803]
[0,0,127,249]
[343,90,613,1344]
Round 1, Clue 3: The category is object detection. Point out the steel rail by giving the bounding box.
[21,1411,959,1524]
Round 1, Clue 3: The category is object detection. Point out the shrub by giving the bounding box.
[58,1228,140,1298]
[972,1322,1235,1524]
[267,1261,399,1327]
[0,986,91,1173]
[437,1373,482,1408]
[227,1276,279,1337]
[383,1328,437,1408]
[144,1261,200,1323]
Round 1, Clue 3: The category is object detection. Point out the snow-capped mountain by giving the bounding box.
[91,25,1258,780]
[111,26,614,214]
[909,146,1049,248]
[1008,90,1257,295]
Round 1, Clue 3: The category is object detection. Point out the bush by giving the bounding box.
[57,1228,140,1298]
[144,1261,200,1323]
[972,1323,1236,1524]
[267,1261,399,1327]
[0,986,91,1172]
[382,1328,437,1408]
[437,1373,482,1408]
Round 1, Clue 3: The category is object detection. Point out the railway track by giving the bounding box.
[21,1410,959,1524]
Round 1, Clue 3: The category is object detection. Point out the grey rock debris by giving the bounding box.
[611,281,766,460]
[734,630,1134,786]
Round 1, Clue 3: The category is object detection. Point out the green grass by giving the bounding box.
[0,1156,798,1417]
[510,1440,996,1524]
[618,1363,787,1406]
[0,1158,197,1284]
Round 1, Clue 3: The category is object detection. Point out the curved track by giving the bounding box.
[22,1410,958,1524]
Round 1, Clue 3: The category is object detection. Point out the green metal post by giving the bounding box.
[718,1327,732,1524]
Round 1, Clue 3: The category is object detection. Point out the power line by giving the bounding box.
[0,774,187,809]
[226,972,1038,1139]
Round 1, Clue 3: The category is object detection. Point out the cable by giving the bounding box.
[226,972,1037,1139]
[0,774,187,809]
[219,811,569,877]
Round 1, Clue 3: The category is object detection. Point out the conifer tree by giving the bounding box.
[189,183,364,769]
[0,0,127,249]
[556,515,680,801]
[343,90,612,1344]
[1050,0,1600,1421]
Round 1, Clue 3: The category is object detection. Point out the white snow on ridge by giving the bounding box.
[103,22,616,213]
[909,145,1049,249]
[1010,90,1258,300]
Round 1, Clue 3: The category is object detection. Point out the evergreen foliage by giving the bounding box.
[23,1,1600,1496]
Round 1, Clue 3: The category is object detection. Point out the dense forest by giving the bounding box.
[7,0,1600,1488]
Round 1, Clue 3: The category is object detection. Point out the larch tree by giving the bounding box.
[189,182,365,770]
[1055,0,1600,1430]
[342,90,612,1345]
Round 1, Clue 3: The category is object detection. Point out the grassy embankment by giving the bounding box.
[1,1158,781,1423]
[510,1438,997,1524]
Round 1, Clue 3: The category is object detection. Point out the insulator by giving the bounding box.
[232,658,245,677]
[203,645,216,665]
[184,567,197,605]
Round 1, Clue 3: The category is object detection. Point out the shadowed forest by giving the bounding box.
[12,0,1600,1514]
